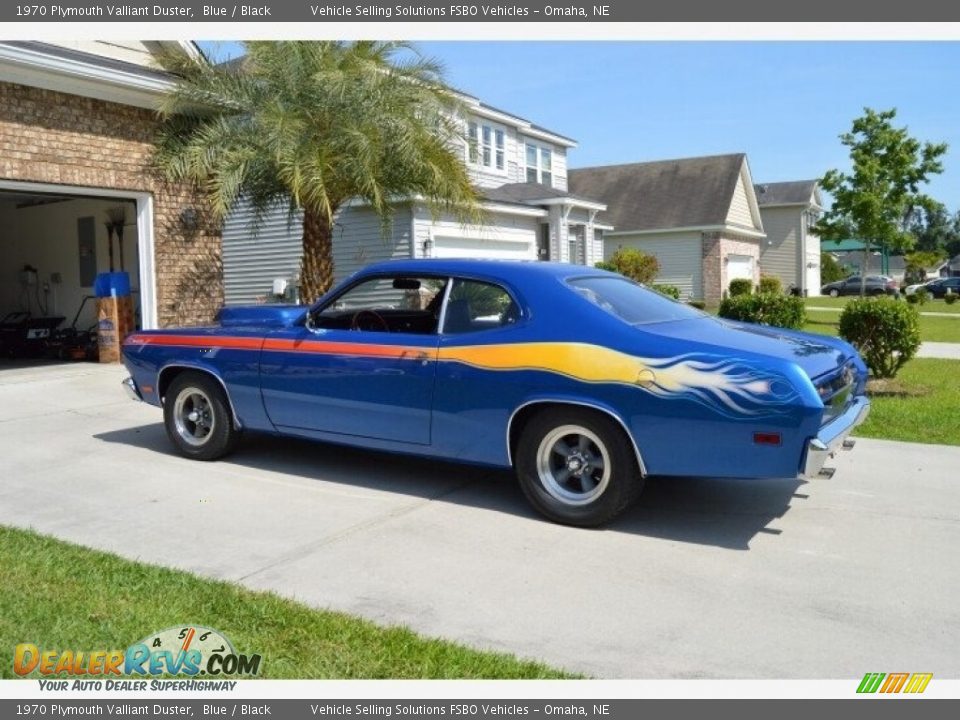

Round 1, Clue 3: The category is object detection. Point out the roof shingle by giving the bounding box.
[754,180,819,207]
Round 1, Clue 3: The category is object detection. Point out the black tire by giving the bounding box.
[163,371,240,461]
[515,407,643,527]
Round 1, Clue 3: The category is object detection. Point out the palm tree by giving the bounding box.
[153,41,480,303]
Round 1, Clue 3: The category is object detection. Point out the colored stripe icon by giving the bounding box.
[857,672,932,694]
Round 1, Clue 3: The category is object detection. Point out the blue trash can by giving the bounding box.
[94,271,131,298]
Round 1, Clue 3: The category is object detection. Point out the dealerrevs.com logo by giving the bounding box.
[14,626,261,681]
[857,672,932,694]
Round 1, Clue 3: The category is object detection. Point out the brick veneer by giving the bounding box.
[701,232,762,306]
[0,81,222,327]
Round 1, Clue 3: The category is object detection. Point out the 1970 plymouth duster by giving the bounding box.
[122,259,870,526]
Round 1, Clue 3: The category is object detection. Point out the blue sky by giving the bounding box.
[198,41,960,211]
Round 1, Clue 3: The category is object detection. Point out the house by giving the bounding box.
[754,180,823,296]
[0,40,222,333]
[568,154,765,304]
[221,93,610,304]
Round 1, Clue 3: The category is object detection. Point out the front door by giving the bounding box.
[259,275,447,445]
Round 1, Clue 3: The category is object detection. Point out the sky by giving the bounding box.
[198,41,960,212]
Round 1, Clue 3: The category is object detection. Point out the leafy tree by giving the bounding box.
[594,248,660,285]
[153,41,480,303]
[903,250,946,285]
[909,202,959,254]
[814,108,947,295]
[820,252,848,284]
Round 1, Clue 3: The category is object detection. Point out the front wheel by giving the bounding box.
[515,408,643,527]
[829,288,840,297]
[164,371,240,460]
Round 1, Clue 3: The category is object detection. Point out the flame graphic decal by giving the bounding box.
[438,342,799,419]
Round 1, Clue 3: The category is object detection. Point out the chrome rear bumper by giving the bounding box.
[800,396,870,479]
[122,376,142,402]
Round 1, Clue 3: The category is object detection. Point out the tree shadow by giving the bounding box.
[93,424,804,551]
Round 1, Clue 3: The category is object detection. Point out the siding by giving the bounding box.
[47,41,156,66]
[726,170,756,230]
[605,232,703,300]
[222,201,412,305]
[412,206,538,260]
[758,206,801,291]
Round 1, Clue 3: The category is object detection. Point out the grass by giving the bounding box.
[0,526,573,680]
[802,309,960,343]
[854,358,960,446]
[804,295,960,314]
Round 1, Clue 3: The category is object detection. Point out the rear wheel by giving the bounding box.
[164,372,239,460]
[516,407,643,527]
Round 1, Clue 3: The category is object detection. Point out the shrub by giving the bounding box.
[946,290,958,305]
[596,248,660,285]
[651,284,680,300]
[687,300,706,310]
[821,252,847,284]
[594,260,615,272]
[728,278,753,297]
[758,274,783,295]
[907,288,928,305]
[718,294,806,329]
[838,298,921,379]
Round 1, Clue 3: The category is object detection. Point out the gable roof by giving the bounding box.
[754,180,820,207]
[482,182,603,207]
[568,153,749,232]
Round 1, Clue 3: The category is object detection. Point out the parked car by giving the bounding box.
[122,260,870,527]
[820,275,899,297]
[904,276,960,298]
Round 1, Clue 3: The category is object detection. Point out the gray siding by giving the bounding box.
[222,200,304,305]
[758,206,802,290]
[222,201,412,305]
[605,232,703,300]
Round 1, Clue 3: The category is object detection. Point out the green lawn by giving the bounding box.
[0,526,572,680]
[804,295,960,314]
[854,358,960,446]
[802,308,960,343]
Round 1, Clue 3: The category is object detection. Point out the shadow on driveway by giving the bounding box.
[94,423,804,551]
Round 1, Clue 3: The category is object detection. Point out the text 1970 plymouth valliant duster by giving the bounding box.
[122,259,869,526]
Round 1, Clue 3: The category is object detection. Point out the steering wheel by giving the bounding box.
[350,309,390,333]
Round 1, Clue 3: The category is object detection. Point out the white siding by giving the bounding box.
[605,233,703,300]
[726,170,756,230]
[222,201,412,305]
[758,206,801,291]
[805,230,822,296]
[46,41,157,67]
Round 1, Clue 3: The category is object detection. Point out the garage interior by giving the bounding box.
[0,188,141,365]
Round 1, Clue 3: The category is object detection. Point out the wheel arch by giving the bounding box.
[157,363,242,430]
[506,399,647,476]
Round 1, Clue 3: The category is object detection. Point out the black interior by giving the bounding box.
[313,309,439,334]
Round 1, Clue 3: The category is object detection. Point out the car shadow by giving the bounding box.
[93,424,804,550]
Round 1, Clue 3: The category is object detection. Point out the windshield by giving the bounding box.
[568,276,706,325]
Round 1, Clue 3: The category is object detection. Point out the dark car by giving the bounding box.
[921,276,960,299]
[820,275,899,297]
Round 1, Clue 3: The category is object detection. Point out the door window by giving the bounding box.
[314,276,447,334]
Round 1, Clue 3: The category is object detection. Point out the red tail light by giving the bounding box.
[753,432,782,446]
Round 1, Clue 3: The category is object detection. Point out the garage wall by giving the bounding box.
[758,205,801,291]
[0,80,222,327]
[0,197,140,330]
[604,232,703,300]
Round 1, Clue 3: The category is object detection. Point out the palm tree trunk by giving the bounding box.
[300,206,336,304]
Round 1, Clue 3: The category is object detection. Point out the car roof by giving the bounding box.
[355,258,606,284]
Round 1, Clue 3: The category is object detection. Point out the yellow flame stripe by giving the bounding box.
[438,342,644,385]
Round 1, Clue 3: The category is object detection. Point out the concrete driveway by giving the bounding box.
[1,361,958,678]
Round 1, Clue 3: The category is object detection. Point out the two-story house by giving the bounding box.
[222,93,609,304]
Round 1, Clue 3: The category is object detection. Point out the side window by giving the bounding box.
[314,276,446,333]
[442,279,519,334]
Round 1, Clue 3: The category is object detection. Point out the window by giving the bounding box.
[525,143,553,186]
[568,277,705,326]
[467,120,505,172]
[314,275,447,334]
[443,279,519,334]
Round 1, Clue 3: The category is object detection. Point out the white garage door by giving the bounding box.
[433,236,536,260]
[727,254,755,282]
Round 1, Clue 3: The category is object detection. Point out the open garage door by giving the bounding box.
[0,185,150,365]
[433,236,537,260]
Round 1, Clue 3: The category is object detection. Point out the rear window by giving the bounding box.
[568,276,705,325]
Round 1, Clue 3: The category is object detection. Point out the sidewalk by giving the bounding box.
[917,342,960,360]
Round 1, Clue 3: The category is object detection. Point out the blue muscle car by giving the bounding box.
[121,259,870,526]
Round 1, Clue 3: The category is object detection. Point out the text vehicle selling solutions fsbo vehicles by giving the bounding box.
[122,260,870,526]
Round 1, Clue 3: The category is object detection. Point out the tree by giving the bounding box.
[820,252,848,284]
[153,41,480,303]
[814,108,947,296]
[909,202,960,259]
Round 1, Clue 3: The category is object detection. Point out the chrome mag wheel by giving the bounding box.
[172,387,215,447]
[535,424,611,507]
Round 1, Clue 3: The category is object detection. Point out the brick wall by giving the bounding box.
[0,81,222,327]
